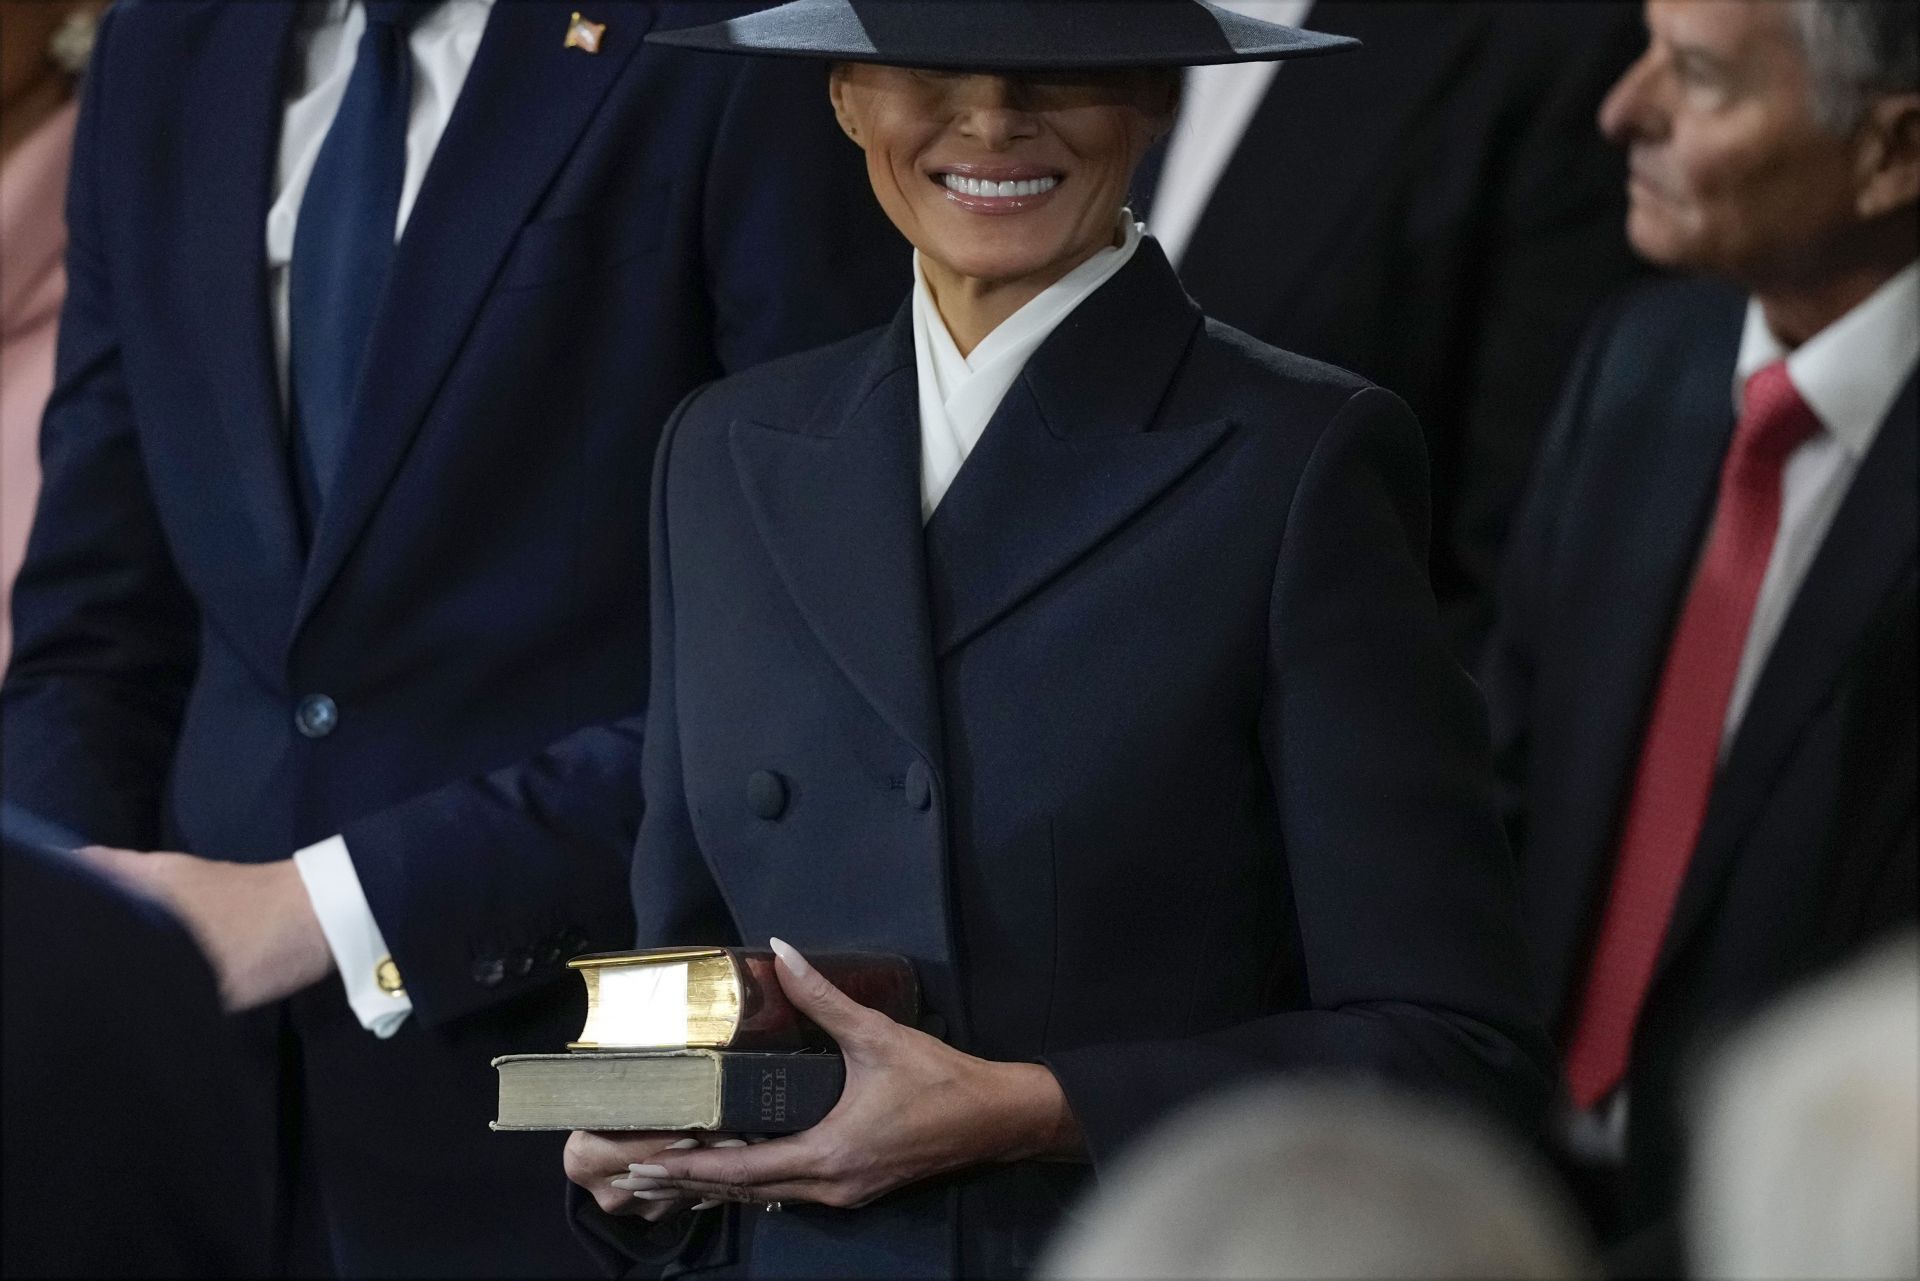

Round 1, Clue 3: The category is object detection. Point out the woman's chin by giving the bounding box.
[923,235,1085,291]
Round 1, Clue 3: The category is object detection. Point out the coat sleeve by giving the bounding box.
[0,4,201,852]
[1044,388,1555,1167]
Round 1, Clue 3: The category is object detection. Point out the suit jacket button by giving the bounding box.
[471,957,506,988]
[294,694,338,739]
[904,761,932,811]
[746,770,789,820]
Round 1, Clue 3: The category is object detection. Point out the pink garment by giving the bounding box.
[1,99,77,668]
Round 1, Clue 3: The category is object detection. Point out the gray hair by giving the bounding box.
[1792,0,1920,131]
[1041,1080,1597,1280]
[1688,933,1920,1280]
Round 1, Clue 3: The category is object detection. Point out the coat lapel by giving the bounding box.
[1176,1,1486,333]
[1533,316,1743,1024]
[1659,374,1920,975]
[293,0,653,637]
[922,242,1229,656]
[180,1,305,595]
[729,309,946,767]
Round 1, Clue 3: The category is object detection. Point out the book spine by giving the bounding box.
[715,1054,846,1133]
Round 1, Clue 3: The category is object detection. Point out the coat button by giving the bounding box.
[746,770,789,820]
[471,957,506,988]
[903,761,932,811]
[294,694,338,739]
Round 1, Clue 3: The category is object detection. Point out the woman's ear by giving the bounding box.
[829,63,866,148]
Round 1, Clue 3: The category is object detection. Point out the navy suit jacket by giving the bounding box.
[581,242,1553,1278]
[1483,279,1918,1243]
[0,2,904,1273]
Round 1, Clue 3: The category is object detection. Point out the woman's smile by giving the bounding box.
[931,164,1065,213]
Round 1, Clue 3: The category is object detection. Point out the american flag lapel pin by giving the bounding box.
[565,12,606,53]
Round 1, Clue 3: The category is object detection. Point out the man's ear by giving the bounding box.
[828,63,865,147]
[1855,91,1920,221]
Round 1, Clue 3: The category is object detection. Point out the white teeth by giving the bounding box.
[942,174,1059,198]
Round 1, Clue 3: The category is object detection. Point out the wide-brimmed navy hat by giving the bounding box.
[646,1,1358,70]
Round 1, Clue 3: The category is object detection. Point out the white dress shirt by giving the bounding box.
[1723,260,1920,750]
[1149,0,1314,267]
[282,0,494,1039]
[913,219,1145,519]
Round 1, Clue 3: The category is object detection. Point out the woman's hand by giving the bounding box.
[626,938,1084,1210]
[565,1132,743,1222]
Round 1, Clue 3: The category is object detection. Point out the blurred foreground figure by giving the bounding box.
[0,0,901,1273]
[2,839,272,1278]
[1484,0,1918,1266]
[1140,0,1646,660]
[1688,933,1919,1280]
[1040,1081,1596,1280]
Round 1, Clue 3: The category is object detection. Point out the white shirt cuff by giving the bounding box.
[293,835,413,1038]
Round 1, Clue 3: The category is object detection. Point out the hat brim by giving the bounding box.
[645,1,1359,70]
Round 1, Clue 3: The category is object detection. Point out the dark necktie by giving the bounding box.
[1562,361,1821,1110]
[288,0,429,534]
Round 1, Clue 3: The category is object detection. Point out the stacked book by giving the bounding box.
[491,946,917,1134]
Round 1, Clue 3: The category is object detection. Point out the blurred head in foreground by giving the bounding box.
[1689,933,1919,1280]
[1600,0,1917,336]
[1040,1081,1596,1280]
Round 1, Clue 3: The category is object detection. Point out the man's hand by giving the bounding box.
[73,848,335,1010]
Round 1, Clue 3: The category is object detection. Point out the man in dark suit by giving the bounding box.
[0,1,903,1274]
[2,840,273,1278]
[1139,0,1648,660]
[1483,0,1918,1259]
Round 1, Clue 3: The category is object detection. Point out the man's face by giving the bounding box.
[1600,0,1864,284]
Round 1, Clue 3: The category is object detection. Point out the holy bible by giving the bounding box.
[491,1050,845,1132]
[492,947,917,1133]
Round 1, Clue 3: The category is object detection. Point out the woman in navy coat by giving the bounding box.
[566,3,1553,1276]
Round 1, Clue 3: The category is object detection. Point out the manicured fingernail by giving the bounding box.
[692,1199,722,1211]
[667,1138,701,1150]
[628,1163,670,1178]
[610,1177,659,1191]
[746,1135,769,1145]
[710,1138,748,1148]
[632,1189,682,1202]
[769,937,811,977]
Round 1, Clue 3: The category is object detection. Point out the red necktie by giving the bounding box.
[1563,360,1821,1110]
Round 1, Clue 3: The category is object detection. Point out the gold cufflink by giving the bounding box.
[565,12,605,53]
[375,956,407,998]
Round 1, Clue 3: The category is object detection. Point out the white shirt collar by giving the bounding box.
[1734,260,1920,458]
[912,218,1146,519]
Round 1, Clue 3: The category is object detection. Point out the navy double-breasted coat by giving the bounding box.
[593,242,1553,1278]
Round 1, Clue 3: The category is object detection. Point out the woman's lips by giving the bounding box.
[931,168,1064,214]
